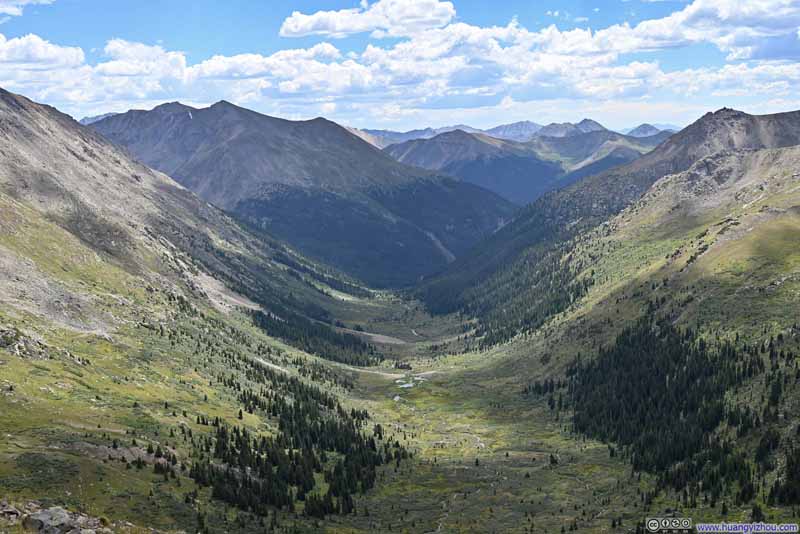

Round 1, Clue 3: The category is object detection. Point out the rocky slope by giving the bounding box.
[0,87,419,534]
[417,107,800,339]
[490,143,800,529]
[0,89,360,328]
[78,112,119,125]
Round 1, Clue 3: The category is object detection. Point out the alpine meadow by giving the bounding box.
[2,1,800,533]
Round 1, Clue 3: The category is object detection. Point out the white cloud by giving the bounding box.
[95,39,186,78]
[665,61,800,98]
[0,33,83,67]
[279,0,455,38]
[0,0,52,17]
[188,43,341,80]
[612,0,800,60]
[2,0,799,129]
[188,43,376,97]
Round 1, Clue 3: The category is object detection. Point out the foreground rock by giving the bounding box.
[1,500,114,533]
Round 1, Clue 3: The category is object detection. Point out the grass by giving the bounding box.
[3,164,800,533]
[315,353,652,533]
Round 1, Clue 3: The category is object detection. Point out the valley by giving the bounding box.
[4,0,800,532]
[2,86,800,534]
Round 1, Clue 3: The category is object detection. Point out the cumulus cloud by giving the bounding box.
[1,0,799,128]
[608,0,800,60]
[0,0,52,17]
[665,61,800,98]
[95,39,187,78]
[188,43,342,80]
[279,0,455,38]
[0,33,83,67]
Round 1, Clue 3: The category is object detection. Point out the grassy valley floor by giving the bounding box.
[3,280,800,533]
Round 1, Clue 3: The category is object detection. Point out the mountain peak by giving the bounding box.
[437,128,476,140]
[485,120,543,142]
[576,118,607,133]
[211,99,238,109]
[627,123,661,137]
[152,101,193,113]
[535,119,607,138]
[702,107,748,120]
[88,95,514,287]
[208,100,251,116]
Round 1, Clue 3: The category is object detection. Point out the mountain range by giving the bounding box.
[0,86,420,532]
[535,118,606,138]
[0,89,366,349]
[347,124,485,148]
[417,107,800,343]
[484,120,543,141]
[5,84,800,533]
[384,127,672,204]
[90,101,515,287]
[347,118,675,148]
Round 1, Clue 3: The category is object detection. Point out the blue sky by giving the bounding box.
[1,0,799,130]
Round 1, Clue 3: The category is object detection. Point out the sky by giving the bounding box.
[0,0,799,130]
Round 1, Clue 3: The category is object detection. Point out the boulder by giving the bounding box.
[0,501,22,526]
[22,506,74,532]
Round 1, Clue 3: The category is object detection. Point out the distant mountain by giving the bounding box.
[526,129,670,168]
[355,120,608,146]
[576,118,607,133]
[652,123,682,132]
[417,107,800,343]
[386,128,669,204]
[347,127,432,148]
[536,122,582,138]
[91,102,515,287]
[434,124,484,135]
[385,130,563,204]
[345,126,384,146]
[78,112,118,125]
[536,119,607,138]
[626,123,662,137]
[354,118,615,147]
[349,124,484,148]
[484,121,542,142]
[622,123,682,135]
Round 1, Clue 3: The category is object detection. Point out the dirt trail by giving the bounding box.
[338,326,408,345]
[255,357,287,373]
[331,361,404,379]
